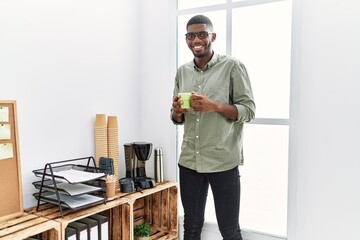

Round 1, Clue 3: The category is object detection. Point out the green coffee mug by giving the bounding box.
[178,92,191,109]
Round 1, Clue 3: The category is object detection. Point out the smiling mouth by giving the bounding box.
[193,45,204,51]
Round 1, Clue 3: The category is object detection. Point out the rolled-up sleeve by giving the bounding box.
[231,61,256,123]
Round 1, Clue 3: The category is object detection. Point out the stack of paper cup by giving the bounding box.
[95,114,108,167]
[107,116,119,190]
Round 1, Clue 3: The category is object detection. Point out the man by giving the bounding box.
[171,15,255,240]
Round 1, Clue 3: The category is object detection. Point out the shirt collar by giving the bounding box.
[192,52,219,71]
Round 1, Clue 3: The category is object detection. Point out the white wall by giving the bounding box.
[138,0,178,186]
[288,0,360,240]
[0,0,178,209]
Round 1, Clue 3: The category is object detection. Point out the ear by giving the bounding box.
[211,33,216,42]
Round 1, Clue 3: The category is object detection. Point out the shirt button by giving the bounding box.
[197,119,199,121]
[196,136,199,138]
[196,151,199,154]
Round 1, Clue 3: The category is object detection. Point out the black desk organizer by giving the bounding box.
[32,156,108,218]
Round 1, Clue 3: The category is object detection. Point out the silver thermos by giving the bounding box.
[154,148,164,183]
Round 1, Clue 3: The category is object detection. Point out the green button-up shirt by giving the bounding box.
[172,53,255,173]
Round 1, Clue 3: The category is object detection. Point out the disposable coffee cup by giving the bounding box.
[178,92,191,109]
[106,181,116,199]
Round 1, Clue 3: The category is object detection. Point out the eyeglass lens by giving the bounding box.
[185,31,210,40]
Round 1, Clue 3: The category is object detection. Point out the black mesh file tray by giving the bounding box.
[32,156,107,217]
[33,191,105,210]
[32,164,107,184]
[33,180,104,196]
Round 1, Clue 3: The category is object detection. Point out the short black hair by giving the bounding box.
[186,15,213,31]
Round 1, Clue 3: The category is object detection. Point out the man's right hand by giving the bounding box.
[172,95,189,122]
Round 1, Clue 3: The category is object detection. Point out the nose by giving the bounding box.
[193,35,202,42]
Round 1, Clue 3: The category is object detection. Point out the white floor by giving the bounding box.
[178,217,286,240]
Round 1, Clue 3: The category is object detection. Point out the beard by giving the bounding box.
[192,50,210,58]
[190,42,213,58]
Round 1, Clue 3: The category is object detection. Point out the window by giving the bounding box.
[177,0,292,238]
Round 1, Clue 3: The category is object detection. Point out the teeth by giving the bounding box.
[194,46,202,49]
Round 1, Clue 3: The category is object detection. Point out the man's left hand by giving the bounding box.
[190,91,217,112]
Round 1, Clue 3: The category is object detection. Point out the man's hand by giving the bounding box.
[190,91,238,121]
[190,92,218,112]
[172,95,189,122]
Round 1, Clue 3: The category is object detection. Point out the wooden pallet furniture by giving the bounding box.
[129,182,178,240]
[25,181,178,240]
[0,213,60,240]
[27,193,131,240]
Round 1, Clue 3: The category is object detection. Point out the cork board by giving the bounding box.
[0,101,23,222]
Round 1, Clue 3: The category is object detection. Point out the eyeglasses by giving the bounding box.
[185,31,212,40]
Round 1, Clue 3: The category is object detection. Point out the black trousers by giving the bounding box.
[179,165,243,240]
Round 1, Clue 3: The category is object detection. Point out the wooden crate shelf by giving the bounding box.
[23,181,178,240]
[130,181,178,240]
[27,196,130,240]
[0,213,60,240]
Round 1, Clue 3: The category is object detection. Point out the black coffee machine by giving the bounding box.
[123,142,156,190]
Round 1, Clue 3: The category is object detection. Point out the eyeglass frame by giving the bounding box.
[185,31,213,40]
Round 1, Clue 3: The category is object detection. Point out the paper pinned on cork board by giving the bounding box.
[0,107,9,122]
[0,143,13,160]
[0,124,11,140]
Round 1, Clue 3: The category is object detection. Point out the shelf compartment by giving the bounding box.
[131,181,178,240]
